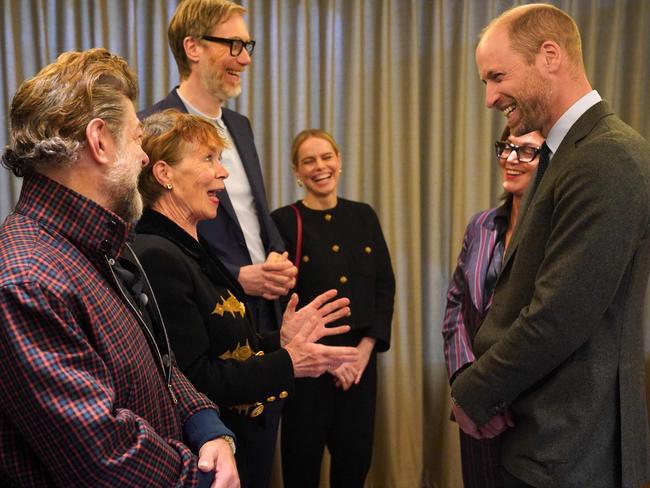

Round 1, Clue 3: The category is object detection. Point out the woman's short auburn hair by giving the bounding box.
[139,109,227,208]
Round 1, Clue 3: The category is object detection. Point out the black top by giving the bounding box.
[271,198,395,351]
[132,209,294,420]
[140,88,286,332]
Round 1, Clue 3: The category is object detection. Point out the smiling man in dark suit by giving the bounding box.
[140,0,296,335]
[450,4,650,488]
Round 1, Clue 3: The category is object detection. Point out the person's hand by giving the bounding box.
[283,311,359,377]
[280,290,351,346]
[285,340,359,378]
[451,400,482,440]
[331,363,356,390]
[478,409,515,438]
[197,437,240,488]
[332,337,375,390]
[451,400,515,440]
[237,252,297,300]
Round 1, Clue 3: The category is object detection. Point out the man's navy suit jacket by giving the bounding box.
[139,89,285,330]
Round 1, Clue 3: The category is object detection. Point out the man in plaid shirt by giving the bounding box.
[0,48,239,487]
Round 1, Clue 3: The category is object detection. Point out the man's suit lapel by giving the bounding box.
[500,185,532,272]
[498,101,614,279]
[221,110,270,242]
[221,110,265,205]
[164,90,184,110]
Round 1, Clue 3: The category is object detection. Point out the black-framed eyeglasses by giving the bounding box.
[494,141,541,163]
[201,35,256,56]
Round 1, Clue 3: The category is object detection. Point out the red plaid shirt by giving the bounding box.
[0,174,225,486]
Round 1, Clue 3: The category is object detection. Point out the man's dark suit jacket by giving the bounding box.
[139,89,285,331]
[452,101,650,488]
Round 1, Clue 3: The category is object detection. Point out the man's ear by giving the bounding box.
[539,40,562,73]
[85,118,113,165]
[183,36,201,63]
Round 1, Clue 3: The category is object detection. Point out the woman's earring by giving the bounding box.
[166,183,173,190]
[296,178,303,187]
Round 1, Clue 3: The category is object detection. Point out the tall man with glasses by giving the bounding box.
[450,4,650,488]
[140,1,295,486]
[140,0,296,336]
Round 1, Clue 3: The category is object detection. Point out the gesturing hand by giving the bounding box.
[280,289,351,346]
[284,314,359,377]
[281,290,359,378]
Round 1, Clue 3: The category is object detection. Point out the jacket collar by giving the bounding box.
[500,101,613,272]
[135,208,244,293]
[482,199,510,232]
[136,208,204,258]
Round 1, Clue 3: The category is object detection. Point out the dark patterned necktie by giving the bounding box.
[533,142,551,193]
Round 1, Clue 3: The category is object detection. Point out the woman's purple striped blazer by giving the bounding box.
[442,205,507,380]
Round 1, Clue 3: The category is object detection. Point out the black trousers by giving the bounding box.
[224,401,282,488]
[281,354,377,488]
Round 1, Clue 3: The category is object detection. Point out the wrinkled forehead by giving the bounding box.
[475,25,517,78]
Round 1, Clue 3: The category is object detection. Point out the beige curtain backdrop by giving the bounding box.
[1,1,649,487]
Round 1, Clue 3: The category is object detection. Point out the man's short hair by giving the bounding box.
[483,3,584,71]
[2,48,138,178]
[168,0,247,79]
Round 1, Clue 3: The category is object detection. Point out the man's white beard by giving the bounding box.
[104,149,143,223]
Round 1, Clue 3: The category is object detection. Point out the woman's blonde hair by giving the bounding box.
[290,129,340,169]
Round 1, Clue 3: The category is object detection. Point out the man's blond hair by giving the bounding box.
[168,0,246,79]
[482,3,584,72]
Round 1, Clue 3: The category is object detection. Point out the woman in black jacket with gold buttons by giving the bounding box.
[271,129,395,488]
[132,112,359,488]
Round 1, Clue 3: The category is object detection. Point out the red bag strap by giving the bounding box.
[289,203,303,269]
